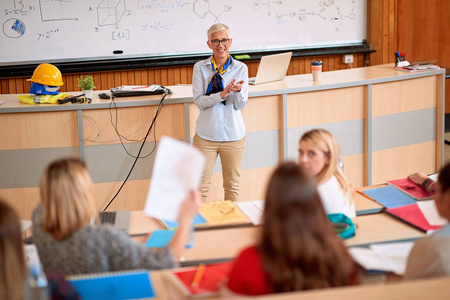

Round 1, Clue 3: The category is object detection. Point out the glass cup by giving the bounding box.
[311,61,323,82]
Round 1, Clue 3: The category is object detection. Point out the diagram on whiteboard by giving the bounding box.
[3,18,26,38]
[1,0,367,65]
[193,0,231,23]
[97,0,126,27]
[39,0,78,22]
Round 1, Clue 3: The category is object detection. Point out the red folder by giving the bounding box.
[168,262,231,297]
[386,203,442,233]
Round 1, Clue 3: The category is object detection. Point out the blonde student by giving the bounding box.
[404,163,450,279]
[32,157,200,275]
[298,129,356,218]
[226,163,359,296]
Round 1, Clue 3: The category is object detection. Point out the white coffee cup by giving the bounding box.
[311,61,322,81]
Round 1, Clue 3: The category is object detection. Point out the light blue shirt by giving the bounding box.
[192,57,248,142]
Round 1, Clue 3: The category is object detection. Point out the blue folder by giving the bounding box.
[363,185,416,208]
[69,270,154,300]
[144,229,175,248]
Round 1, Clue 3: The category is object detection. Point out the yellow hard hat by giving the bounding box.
[28,63,64,86]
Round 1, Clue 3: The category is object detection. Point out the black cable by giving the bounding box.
[102,88,170,211]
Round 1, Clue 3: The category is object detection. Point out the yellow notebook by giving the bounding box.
[199,200,249,225]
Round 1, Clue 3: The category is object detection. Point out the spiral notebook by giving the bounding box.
[362,185,416,208]
[68,269,155,300]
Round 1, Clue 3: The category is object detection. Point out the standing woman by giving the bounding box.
[192,23,248,202]
[226,163,359,296]
[298,129,356,218]
[32,157,200,275]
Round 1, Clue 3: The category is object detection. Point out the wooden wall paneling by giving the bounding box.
[114,71,121,87]
[397,0,439,63]
[100,72,108,90]
[368,0,385,65]
[16,77,23,93]
[8,78,16,94]
[120,70,128,85]
[107,71,115,89]
[126,70,135,86]
[161,68,168,86]
[154,68,161,85]
[173,67,181,86]
[147,68,155,85]
[187,67,193,84]
[180,66,188,84]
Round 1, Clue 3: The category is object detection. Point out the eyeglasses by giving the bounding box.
[209,39,231,46]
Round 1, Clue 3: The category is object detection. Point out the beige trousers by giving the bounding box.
[193,134,246,202]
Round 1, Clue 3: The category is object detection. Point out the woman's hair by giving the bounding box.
[40,157,97,241]
[207,23,230,40]
[299,129,351,195]
[258,162,357,293]
[0,199,27,300]
[438,163,450,194]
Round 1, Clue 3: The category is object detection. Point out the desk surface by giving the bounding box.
[129,193,382,236]
[149,270,450,300]
[131,212,425,266]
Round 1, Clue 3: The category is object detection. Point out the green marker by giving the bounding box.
[234,54,251,59]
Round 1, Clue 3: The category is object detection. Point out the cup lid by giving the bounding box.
[311,61,322,66]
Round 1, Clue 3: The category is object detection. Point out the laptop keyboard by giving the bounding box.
[99,212,116,224]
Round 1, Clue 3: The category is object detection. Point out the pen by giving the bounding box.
[191,263,205,288]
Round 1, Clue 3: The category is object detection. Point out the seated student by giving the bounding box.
[32,157,200,275]
[0,199,79,300]
[298,129,356,218]
[404,163,450,279]
[408,172,436,194]
[226,162,359,296]
[0,199,30,300]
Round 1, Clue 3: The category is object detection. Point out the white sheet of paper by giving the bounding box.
[236,200,264,225]
[349,241,414,275]
[144,136,205,221]
[417,200,447,226]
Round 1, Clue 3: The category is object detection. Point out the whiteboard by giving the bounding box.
[0,0,366,66]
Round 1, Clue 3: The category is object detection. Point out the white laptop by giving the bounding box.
[99,211,131,233]
[248,52,292,85]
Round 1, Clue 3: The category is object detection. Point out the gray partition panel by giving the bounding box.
[287,119,364,161]
[213,130,280,173]
[372,108,436,151]
[0,147,79,189]
[84,141,157,183]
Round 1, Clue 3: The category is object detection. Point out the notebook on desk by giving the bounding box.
[99,211,131,233]
[248,52,292,85]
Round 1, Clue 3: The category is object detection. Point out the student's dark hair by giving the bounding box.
[258,162,358,293]
[438,163,450,193]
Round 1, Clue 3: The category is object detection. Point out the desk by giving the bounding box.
[128,192,382,236]
[0,64,444,219]
[130,212,425,266]
[149,270,450,300]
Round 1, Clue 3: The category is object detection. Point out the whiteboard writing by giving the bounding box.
[0,0,366,66]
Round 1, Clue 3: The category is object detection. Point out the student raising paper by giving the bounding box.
[32,157,201,275]
[226,163,359,296]
[298,129,356,218]
[404,163,450,279]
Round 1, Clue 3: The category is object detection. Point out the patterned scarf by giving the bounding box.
[206,55,232,104]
